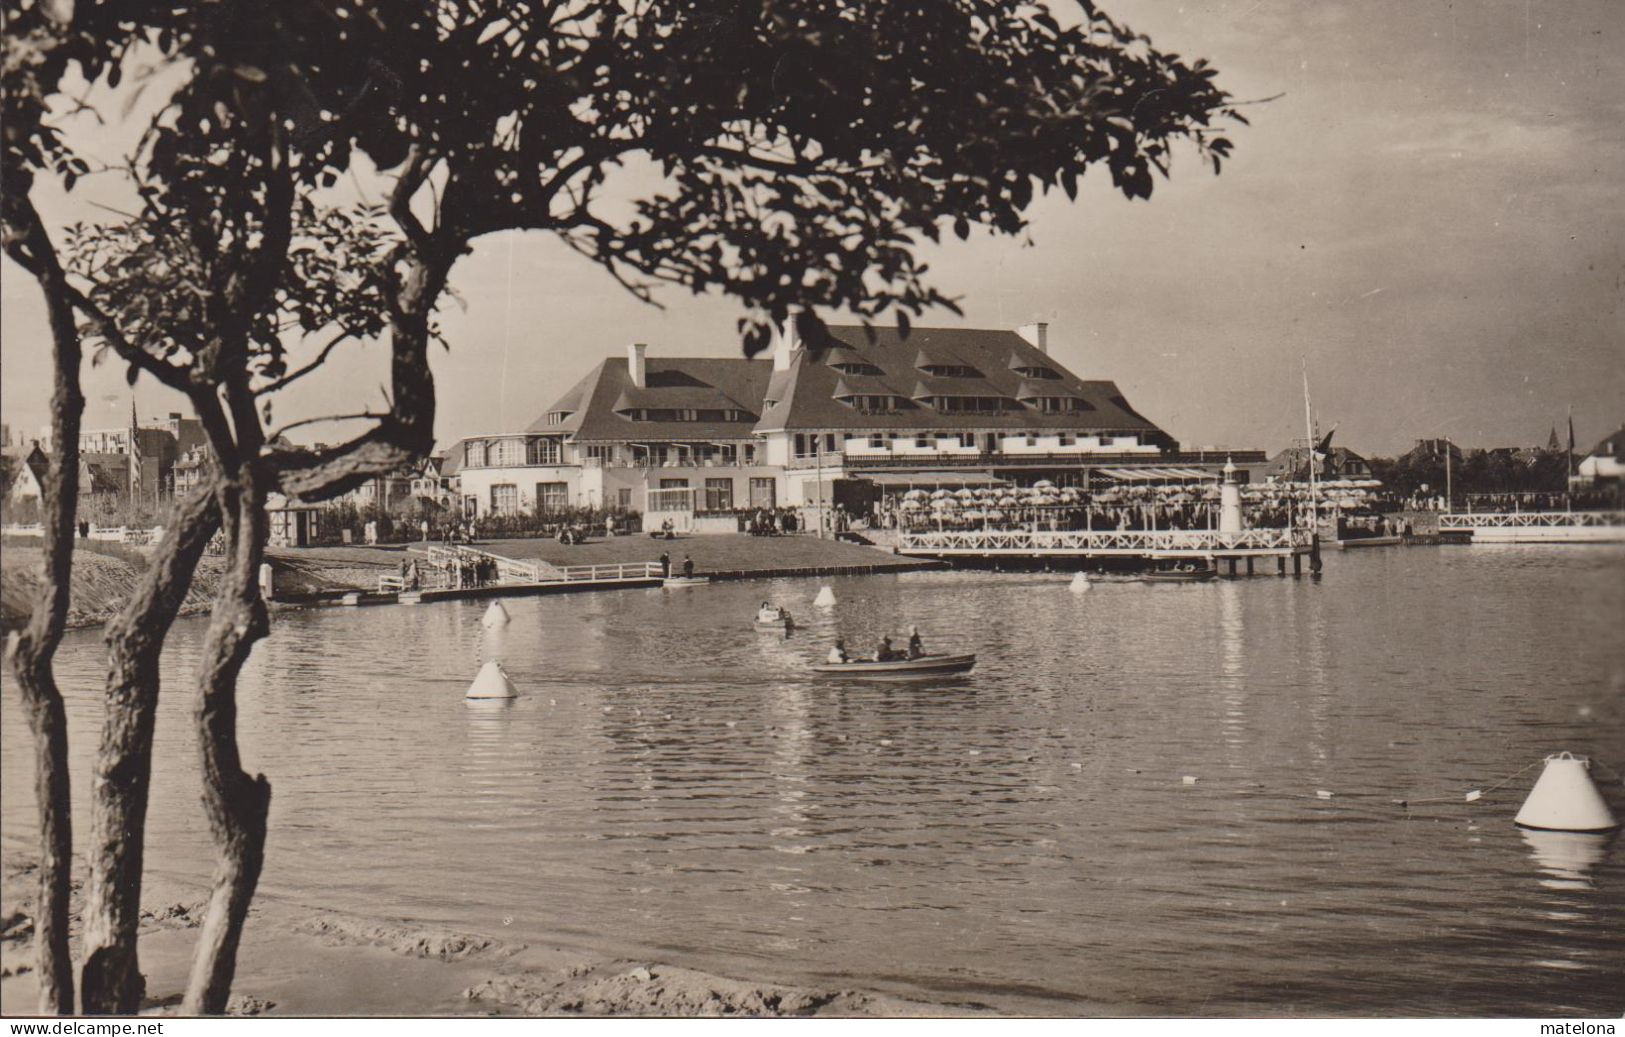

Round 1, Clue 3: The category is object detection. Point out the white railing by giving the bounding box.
[898,527,1308,556]
[1440,511,1625,530]
[380,552,663,592]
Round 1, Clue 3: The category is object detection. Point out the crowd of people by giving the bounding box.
[398,548,500,591]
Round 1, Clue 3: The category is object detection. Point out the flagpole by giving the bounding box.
[1301,359,1322,572]
[1301,360,1317,528]
[1566,407,1574,514]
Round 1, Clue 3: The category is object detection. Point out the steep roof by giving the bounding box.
[527,356,774,442]
[1586,424,1625,459]
[753,325,1167,435]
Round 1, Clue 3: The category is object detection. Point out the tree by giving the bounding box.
[3,0,1244,1013]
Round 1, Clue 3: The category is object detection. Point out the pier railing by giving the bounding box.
[898,527,1308,557]
[379,550,663,592]
[1439,511,1625,530]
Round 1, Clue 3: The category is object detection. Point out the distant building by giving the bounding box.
[1262,445,1372,483]
[1402,438,1465,465]
[172,445,211,497]
[1576,424,1624,484]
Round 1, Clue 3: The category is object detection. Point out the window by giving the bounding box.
[837,394,898,413]
[545,410,573,425]
[465,440,488,467]
[1013,365,1061,380]
[586,444,613,463]
[659,477,689,489]
[921,364,980,378]
[915,435,931,448]
[535,482,569,512]
[869,434,885,449]
[489,438,526,467]
[830,361,885,376]
[527,438,562,465]
[959,432,976,448]
[1059,434,1076,447]
[617,488,633,510]
[490,484,518,515]
[743,444,756,464]
[749,477,776,508]
[704,478,734,511]
[932,396,1009,413]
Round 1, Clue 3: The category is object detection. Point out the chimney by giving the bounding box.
[627,343,648,388]
[1017,321,1049,355]
[773,309,803,372]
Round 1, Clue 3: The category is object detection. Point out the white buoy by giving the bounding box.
[1514,752,1619,832]
[1068,572,1091,594]
[465,660,518,700]
[481,600,510,628]
[814,586,837,608]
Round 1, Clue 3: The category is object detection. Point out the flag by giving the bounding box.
[128,397,142,502]
[1311,426,1336,477]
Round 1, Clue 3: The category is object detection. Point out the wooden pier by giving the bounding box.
[1439,510,1625,544]
[898,527,1311,560]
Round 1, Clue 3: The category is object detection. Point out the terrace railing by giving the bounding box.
[1439,510,1625,531]
[898,527,1308,556]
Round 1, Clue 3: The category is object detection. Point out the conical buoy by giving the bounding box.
[1514,753,1619,832]
[814,586,837,608]
[466,660,518,700]
[1068,572,1091,594]
[481,600,510,628]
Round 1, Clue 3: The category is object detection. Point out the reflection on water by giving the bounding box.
[3,546,1623,1015]
[1523,829,1617,891]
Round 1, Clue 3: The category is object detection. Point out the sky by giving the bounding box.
[2,0,1622,458]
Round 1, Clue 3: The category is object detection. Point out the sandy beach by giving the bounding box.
[0,851,985,1018]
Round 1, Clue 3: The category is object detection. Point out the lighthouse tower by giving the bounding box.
[1218,457,1243,533]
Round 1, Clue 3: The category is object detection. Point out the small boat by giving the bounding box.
[1143,568,1216,583]
[811,653,977,679]
[663,575,710,588]
[755,610,794,628]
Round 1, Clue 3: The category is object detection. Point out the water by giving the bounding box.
[4,546,1623,1015]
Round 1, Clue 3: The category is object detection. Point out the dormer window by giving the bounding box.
[919,363,981,378]
[545,410,573,425]
[923,396,1013,414]
[838,394,899,413]
[830,361,885,376]
[1012,365,1061,380]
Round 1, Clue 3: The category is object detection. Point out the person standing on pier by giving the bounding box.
[681,555,694,578]
[660,551,671,576]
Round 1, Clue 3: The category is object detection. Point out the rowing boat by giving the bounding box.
[663,575,710,587]
[811,653,977,678]
[1142,569,1216,583]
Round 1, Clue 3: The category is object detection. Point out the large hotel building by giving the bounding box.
[448,321,1259,525]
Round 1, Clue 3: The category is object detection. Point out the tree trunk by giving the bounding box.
[3,202,85,1015]
[79,486,221,1013]
[181,474,271,1015]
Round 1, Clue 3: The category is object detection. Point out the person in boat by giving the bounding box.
[681,555,694,578]
[874,635,897,662]
[906,625,923,659]
[828,638,848,664]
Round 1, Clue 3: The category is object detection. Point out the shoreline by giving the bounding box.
[0,852,1001,1018]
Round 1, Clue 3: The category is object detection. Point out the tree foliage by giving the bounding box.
[3,0,1245,1013]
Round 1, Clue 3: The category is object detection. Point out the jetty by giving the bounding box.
[898,526,1314,574]
[1438,510,1625,544]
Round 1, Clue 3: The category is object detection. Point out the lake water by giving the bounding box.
[3,545,1623,1015]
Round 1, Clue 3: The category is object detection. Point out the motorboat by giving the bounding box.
[755,608,794,629]
[811,653,977,679]
[1142,567,1216,583]
[663,575,710,588]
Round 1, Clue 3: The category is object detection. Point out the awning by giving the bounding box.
[1093,466,1218,483]
[861,472,1012,489]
